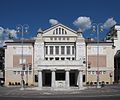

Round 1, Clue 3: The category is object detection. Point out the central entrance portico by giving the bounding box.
[35,23,86,90]
[38,68,84,90]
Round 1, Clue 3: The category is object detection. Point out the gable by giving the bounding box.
[42,24,78,37]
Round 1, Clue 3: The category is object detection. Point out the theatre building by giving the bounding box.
[4,23,116,90]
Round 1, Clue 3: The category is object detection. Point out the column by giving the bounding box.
[65,69,70,88]
[38,69,42,89]
[78,70,83,89]
[59,46,61,55]
[70,46,72,55]
[51,69,56,89]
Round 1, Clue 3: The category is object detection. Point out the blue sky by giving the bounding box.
[0,0,120,40]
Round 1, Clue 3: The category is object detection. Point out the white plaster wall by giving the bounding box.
[76,42,86,62]
[34,39,44,67]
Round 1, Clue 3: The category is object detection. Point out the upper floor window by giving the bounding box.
[55,46,59,55]
[50,46,53,55]
[45,46,48,55]
[59,28,61,34]
[53,28,67,35]
[56,28,58,34]
[72,46,75,55]
[61,46,65,55]
[66,46,70,55]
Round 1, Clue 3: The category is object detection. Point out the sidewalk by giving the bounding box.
[0,84,120,97]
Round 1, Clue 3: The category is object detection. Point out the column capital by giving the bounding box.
[51,68,56,72]
[65,68,70,71]
[38,69,43,72]
[78,69,83,72]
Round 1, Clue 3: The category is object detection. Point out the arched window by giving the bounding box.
[59,28,61,34]
[53,28,67,35]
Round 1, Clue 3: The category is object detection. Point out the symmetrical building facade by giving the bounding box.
[4,24,119,90]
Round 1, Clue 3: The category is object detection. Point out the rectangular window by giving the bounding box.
[55,46,59,55]
[56,72,65,80]
[61,46,65,55]
[72,57,75,60]
[19,59,26,64]
[55,57,59,60]
[72,46,75,55]
[50,57,54,60]
[50,46,53,55]
[45,57,48,60]
[66,57,70,60]
[67,46,70,55]
[45,46,48,55]
[61,57,65,60]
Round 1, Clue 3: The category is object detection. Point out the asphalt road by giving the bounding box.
[0,96,120,100]
[0,84,120,99]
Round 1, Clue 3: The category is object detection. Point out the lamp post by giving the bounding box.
[16,24,29,90]
[92,23,104,88]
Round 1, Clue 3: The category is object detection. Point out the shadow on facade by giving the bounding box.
[114,50,120,83]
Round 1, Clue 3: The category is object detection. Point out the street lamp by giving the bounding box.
[16,24,29,90]
[92,23,104,88]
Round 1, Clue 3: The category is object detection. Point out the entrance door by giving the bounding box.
[70,72,76,86]
[44,72,51,86]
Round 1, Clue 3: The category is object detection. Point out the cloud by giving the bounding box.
[73,16,92,32]
[103,18,116,29]
[49,19,59,26]
[5,28,17,39]
[0,27,4,37]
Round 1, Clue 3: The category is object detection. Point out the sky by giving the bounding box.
[0,0,120,41]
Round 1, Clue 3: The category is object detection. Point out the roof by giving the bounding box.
[5,40,35,44]
[85,39,113,44]
[42,23,77,34]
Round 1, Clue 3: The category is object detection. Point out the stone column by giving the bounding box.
[38,69,42,89]
[65,69,70,88]
[51,69,56,89]
[78,70,83,89]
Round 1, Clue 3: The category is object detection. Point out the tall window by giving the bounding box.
[55,46,59,55]
[67,46,70,55]
[59,28,61,34]
[61,46,65,55]
[56,28,58,34]
[50,46,53,55]
[45,46,48,55]
[72,46,75,55]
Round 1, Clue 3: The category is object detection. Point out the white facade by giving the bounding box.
[4,23,116,90]
[34,24,86,90]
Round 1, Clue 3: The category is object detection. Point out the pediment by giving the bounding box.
[42,24,78,37]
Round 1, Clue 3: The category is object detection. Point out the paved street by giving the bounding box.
[0,96,120,100]
[0,84,120,99]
